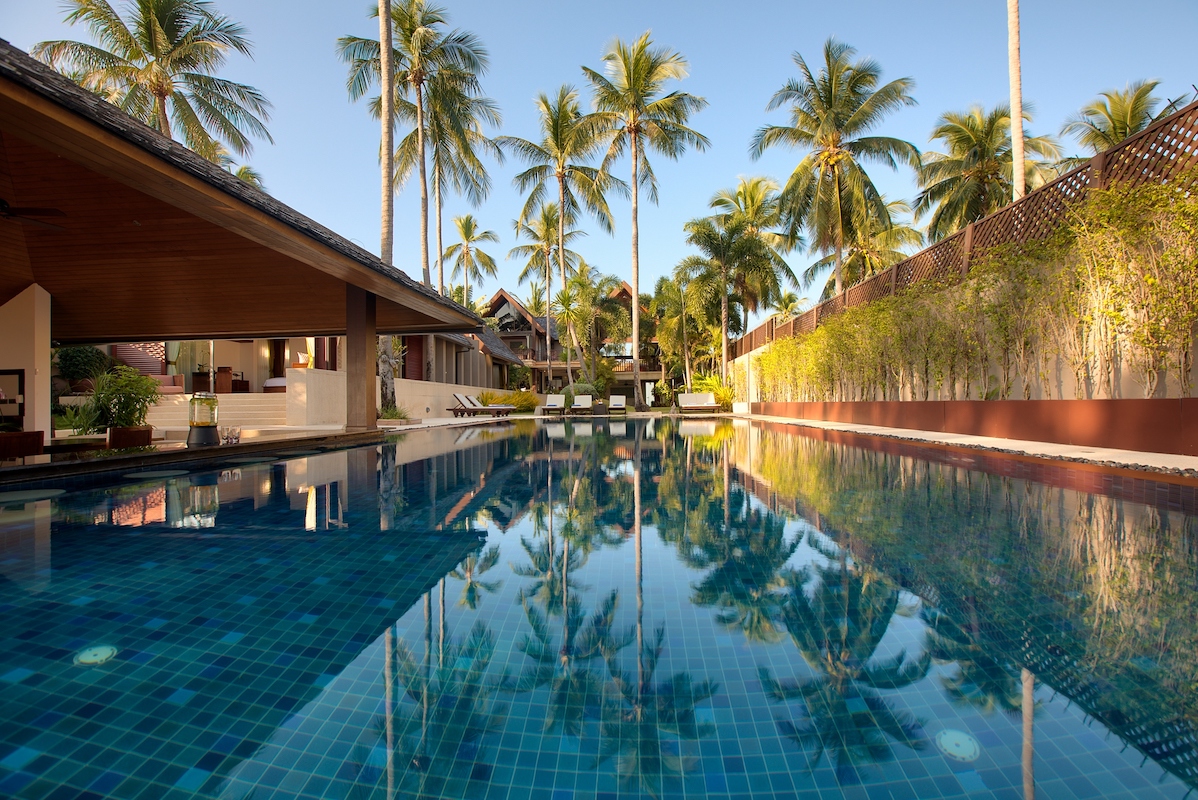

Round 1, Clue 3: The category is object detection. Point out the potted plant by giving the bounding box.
[83,365,161,447]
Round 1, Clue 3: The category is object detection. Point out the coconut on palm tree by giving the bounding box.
[805,198,923,295]
[914,106,1060,241]
[750,38,918,297]
[443,214,498,308]
[584,32,709,410]
[34,0,272,160]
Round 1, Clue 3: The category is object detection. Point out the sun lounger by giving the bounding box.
[447,393,479,417]
[568,394,593,415]
[677,392,720,413]
[466,395,516,417]
[608,395,627,414]
[542,394,566,417]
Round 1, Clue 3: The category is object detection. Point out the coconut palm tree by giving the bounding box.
[395,72,502,295]
[338,0,488,287]
[750,38,918,296]
[443,214,498,308]
[709,176,798,335]
[1008,0,1025,201]
[1061,80,1179,154]
[508,203,583,387]
[34,0,272,159]
[915,106,1060,241]
[680,216,774,383]
[771,291,805,320]
[565,261,629,385]
[523,280,547,318]
[806,198,923,294]
[500,86,625,374]
[584,32,709,410]
[651,260,705,391]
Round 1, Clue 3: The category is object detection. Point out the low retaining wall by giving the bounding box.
[751,399,1198,457]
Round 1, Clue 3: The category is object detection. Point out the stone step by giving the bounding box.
[146,394,288,428]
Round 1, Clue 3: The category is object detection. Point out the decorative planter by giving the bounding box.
[107,426,152,448]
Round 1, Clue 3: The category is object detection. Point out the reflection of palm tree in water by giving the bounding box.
[363,621,509,798]
[449,546,503,610]
[760,537,930,785]
[594,422,720,798]
[512,590,633,736]
[924,608,1023,716]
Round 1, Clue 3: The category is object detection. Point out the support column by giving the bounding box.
[0,284,51,444]
[346,285,377,431]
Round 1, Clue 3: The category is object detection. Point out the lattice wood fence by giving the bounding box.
[732,99,1198,360]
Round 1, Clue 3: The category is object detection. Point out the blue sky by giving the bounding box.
[6,0,1196,314]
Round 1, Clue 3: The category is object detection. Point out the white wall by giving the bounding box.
[0,284,51,442]
[286,367,347,426]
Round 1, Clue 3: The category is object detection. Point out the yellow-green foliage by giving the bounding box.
[755,173,1198,402]
[692,374,735,410]
[477,390,540,413]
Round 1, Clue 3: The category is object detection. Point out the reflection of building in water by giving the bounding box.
[0,433,528,797]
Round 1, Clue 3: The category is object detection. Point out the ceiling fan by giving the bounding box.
[0,199,66,230]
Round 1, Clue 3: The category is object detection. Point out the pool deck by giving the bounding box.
[744,412,1198,479]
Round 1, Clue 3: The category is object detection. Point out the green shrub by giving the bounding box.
[692,374,735,411]
[652,379,675,407]
[57,404,98,434]
[503,391,540,413]
[56,346,111,382]
[379,404,410,420]
[506,365,532,391]
[85,365,160,431]
[475,391,503,406]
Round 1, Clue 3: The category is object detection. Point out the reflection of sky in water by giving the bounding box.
[0,419,1195,799]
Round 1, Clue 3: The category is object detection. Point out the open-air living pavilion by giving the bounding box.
[0,39,481,442]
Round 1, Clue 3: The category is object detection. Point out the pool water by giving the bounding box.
[1,419,1196,799]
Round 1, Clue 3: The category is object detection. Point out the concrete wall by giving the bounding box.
[286,367,347,426]
[0,284,51,442]
[752,398,1198,457]
[392,376,517,418]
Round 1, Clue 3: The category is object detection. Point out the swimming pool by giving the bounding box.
[0,419,1195,799]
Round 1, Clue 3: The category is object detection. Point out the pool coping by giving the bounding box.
[743,413,1198,482]
[0,429,388,488]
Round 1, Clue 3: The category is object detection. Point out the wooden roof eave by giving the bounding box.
[0,53,477,333]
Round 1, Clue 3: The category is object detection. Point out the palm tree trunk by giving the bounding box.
[633,427,644,698]
[378,0,397,411]
[630,132,644,410]
[720,270,730,384]
[415,80,431,286]
[384,624,394,797]
[1022,667,1035,799]
[682,305,692,392]
[545,245,554,391]
[435,171,445,295]
[1008,0,1026,201]
[155,93,172,140]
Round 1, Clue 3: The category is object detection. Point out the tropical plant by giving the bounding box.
[750,38,918,296]
[443,214,498,306]
[584,31,709,409]
[394,69,502,294]
[338,0,488,287]
[508,202,583,387]
[915,105,1061,241]
[1061,80,1182,155]
[84,365,161,431]
[681,216,774,382]
[563,261,628,385]
[709,176,798,331]
[1007,0,1025,201]
[805,199,923,295]
[771,290,806,319]
[34,0,273,160]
